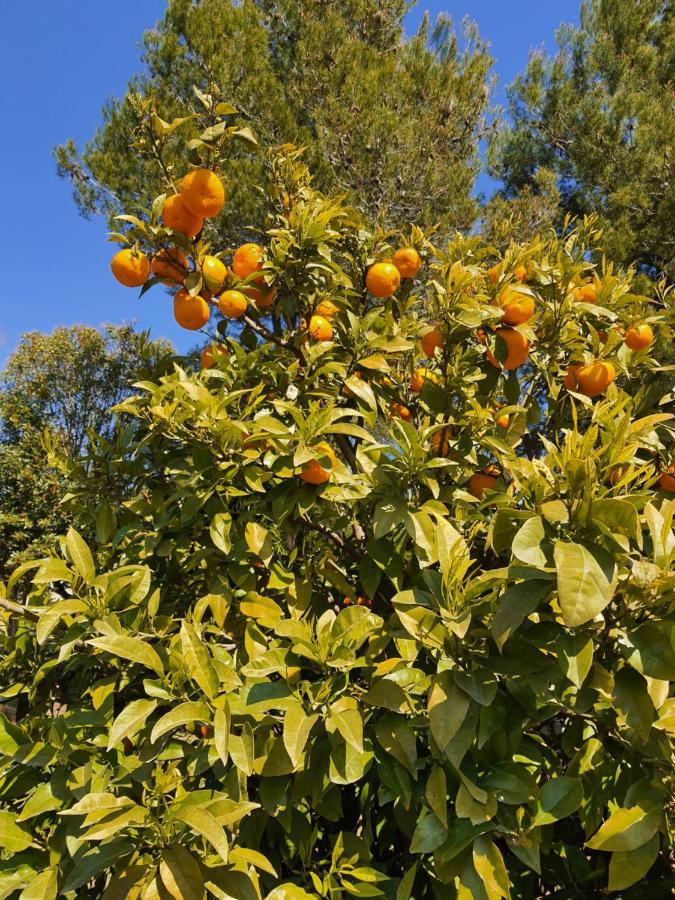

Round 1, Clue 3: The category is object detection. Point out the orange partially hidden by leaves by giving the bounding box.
[487,264,501,284]
[180,168,225,218]
[513,265,527,282]
[658,466,675,492]
[410,368,439,393]
[468,471,498,500]
[624,323,653,351]
[563,363,582,391]
[201,255,228,292]
[498,288,535,325]
[299,442,337,485]
[576,360,616,397]
[420,327,444,358]
[173,290,210,330]
[389,402,412,422]
[111,248,150,287]
[151,248,189,285]
[487,328,530,370]
[218,289,248,319]
[342,371,363,398]
[495,410,509,429]
[245,285,276,308]
[607,464,629,485]
[315,299,340,317]
[365,261,401,297]
[309,315,333,341]
[200,343,228,369]
[431,427,452,457]
[232,243,265,280]
[573,283,597,304]
[162,194,204,237]
[392,247,421,278]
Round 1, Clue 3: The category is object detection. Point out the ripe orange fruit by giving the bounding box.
[495,410,509,429]
[389,402,412,422]
[513,265,527,282]
[342,371,363,398]
[573,283,597,304]
[624,323,653,351]
[563,364,582,391]
[468,472,498,500]
[151,248,188,285]
[431,427,452,457]
[111,248,150,287]
[365,261,401,298]
[162,194,203,237]
[218,289,248,319]
[232,243,265,280]
[420,326,444,358]
[245,285,276,308]
[180,169,225,218]
[658,466,675,492]
[299,442,336,485]
[309,315,333,341]
[392,247,421,278]
[487,328,530,370]
[200,343,228,369]
[201,255,228,293]
[498,288,535,326]
[410,368,439,393]
[487,264,501,284]
[173,290,210,330]
[315,299,340,317]
[576,360,616,397]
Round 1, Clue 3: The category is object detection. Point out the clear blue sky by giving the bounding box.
[0,1,579,365]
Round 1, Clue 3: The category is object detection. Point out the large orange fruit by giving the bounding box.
[563,364,582,391]
[420,326,444,358]
[218,290,248,319]
[624,323,653,351]
[151,248,189,285]
[487,328,530,370]
[658,466,675,492]
[299,442,336,485]
[173,290,210,330]
[392,247,421,278]
[513,265,527,282]
[111,248,150,287]
[389,402,412,422]
[163,194,203,237]
[468,472,498,500]
[573,283,597,304]
[200,343,228,369]
[498,288,535,325]
[576,361,616,397]
[201,255,228,293]
[309,315,333,341]
[232,243,265,280]
[365,262,401,297]
[180,169,225,218]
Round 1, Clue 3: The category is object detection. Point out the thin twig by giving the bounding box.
[243,316,303,359]
[0,597,39,622]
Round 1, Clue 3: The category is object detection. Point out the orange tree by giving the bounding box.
[1,107,674,898]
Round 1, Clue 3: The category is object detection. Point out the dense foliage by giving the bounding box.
[2,102,674,897]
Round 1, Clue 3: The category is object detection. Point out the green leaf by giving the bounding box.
[586,805,661,852]
[108,699,157,750]
[151,701,212,743]
[490,580,550,650]
[612,667,655,740]
[532,776,583,825]
[330,705,364,753]
[159,846,204,900]
[173,804,229,863]
[425,765,448,828]
[66,527,95,583]
[36,599,88,645]
[245,521,274,565]
[607,833,659,891]
[556,632,594,687]
[0,812,33,851]
[512,516,547,567]
[284,702,318,767]
[62,841,133,893]
[554,541,617,627]
[410,812,447,853]
[210,513,232,554]
[88,634,164,676]
[428,672,470,757]
[214,703,231,767]
[0,712,27,755]
[620,622,675,680]
[19,868,57,900]
[181,622,219,700]
[472,835,510,899]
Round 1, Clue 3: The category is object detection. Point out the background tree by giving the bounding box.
[54,0,493,241]
[0,324,171,580]
[487,0,675,281]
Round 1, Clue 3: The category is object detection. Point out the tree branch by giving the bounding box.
[243,316,303,359]
[0,597,39,622]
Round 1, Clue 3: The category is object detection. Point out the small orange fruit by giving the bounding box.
[315,299,340,317]
[420,326,444,358]
[162,194,203,237]
[624,323,653,351]
[299,442,337,485]
[495,410,509,429]
[365,261,401,298]
[576,360,616,397]
[487,328,530,370]
[201,255,228,293]
[245,284,276,308]
[468,472,498,500]
[173,290,210,330]
[410,368,439,393]
[513,265,527,282]
[218,289,248,319]
[389,402,412,422]
[151,247,189,285]
[498,288,535,326]
[309,315,333,341]
[392,247,421,278]
[573,283,597,304]
[431,427,452,457]
[658,466,675,492]
[487,264,501,284]
[200,343,228,369]
[232,243,265,280]
[180,168,225,218]
[111,248,150,287]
